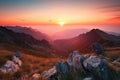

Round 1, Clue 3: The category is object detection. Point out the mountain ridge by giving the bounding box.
[5,26,52,42]
[0,26,52,57]
[54,29,120,53]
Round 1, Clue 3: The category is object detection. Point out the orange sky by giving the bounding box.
[0,0,120,25]
[0,0,120,34]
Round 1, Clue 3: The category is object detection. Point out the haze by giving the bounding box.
[0,0,120,35]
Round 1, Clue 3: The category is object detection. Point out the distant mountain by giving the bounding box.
[107,32,120,36]
[0,27,52,56]
[54,29,120,53]
[52,29,89,39]
[5,26,52,42]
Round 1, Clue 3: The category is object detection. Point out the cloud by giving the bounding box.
[107,16,120,24]
[96,0,120,13]
[110,16,120,20]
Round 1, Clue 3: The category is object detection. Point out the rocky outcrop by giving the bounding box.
[31,73,41,80]
[41,50,120,80]
[83,56,109,80]
[0,56,22,73]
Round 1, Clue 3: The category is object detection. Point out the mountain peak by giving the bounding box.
[90,29,103,33]
[87,29,106,36]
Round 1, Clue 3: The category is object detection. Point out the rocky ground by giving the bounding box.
[0,47,120,80]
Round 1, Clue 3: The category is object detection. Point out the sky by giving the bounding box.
[0,0,120,34]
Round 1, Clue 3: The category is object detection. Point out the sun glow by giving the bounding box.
[58,21,65,27]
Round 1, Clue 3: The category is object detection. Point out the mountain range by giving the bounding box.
[54,29,120,53]
[0,26,120,56]
[5,26,51,42]
[0,26,52,57]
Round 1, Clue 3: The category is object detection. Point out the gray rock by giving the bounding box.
[55,61,69,74]
[83,56,109,80]
[32,73,41,80]
[67,51,85,71]
[83,77,93,80]
[0,55,22,73]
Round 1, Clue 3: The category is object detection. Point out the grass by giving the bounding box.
[104,47,120,60]
[104,47,120,73]
[0,49,60,80]
[0,47,120,80]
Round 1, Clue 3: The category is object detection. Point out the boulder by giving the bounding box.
[32,73,41,80]
[83,56,109,80]
[67,51,85,71]
[12,56,22,66]
[0,60,19,73]
[0,54,22,73]
[92,43,104,55]
[55,61,69,74]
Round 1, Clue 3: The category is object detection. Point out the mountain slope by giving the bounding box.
[54,29,120,53]
[52,29,89,39]
[0,27,52,57]
[5,26,51,41]
[0,27,51,48]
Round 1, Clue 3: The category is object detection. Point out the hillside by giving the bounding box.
[54,29,120,53]
[5,26,52,42]
[0,50,60,80]
[0,47,119,80]
[0,27,52,57]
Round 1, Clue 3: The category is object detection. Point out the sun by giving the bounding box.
[58,21,65,27]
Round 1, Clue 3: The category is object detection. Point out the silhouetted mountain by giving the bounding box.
[5,26,52,42]
[54,29,120,53]
[52,29,89,39]
[0,26,51,49]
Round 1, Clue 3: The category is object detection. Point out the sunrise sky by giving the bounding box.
[0,0,120,34]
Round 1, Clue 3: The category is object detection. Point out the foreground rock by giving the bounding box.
[83,56,109,80]
[31,73,41,80]
[0,52,22,73]
[41,50,120,80]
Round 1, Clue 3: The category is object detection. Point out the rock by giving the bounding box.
[55,61,69,74]
[83,56,109,80]
[92,43,104,55]
[41,71,48,78]
[13,52,21,58]
[0,54,22,73]
[67,51,85,71]
[41,66,56,78]
[12,56,22,66]
[32,73,41,80]
[83,77,93,80]
[112,58,120,66]
[0,60,19,73]
[83,56,101,68]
